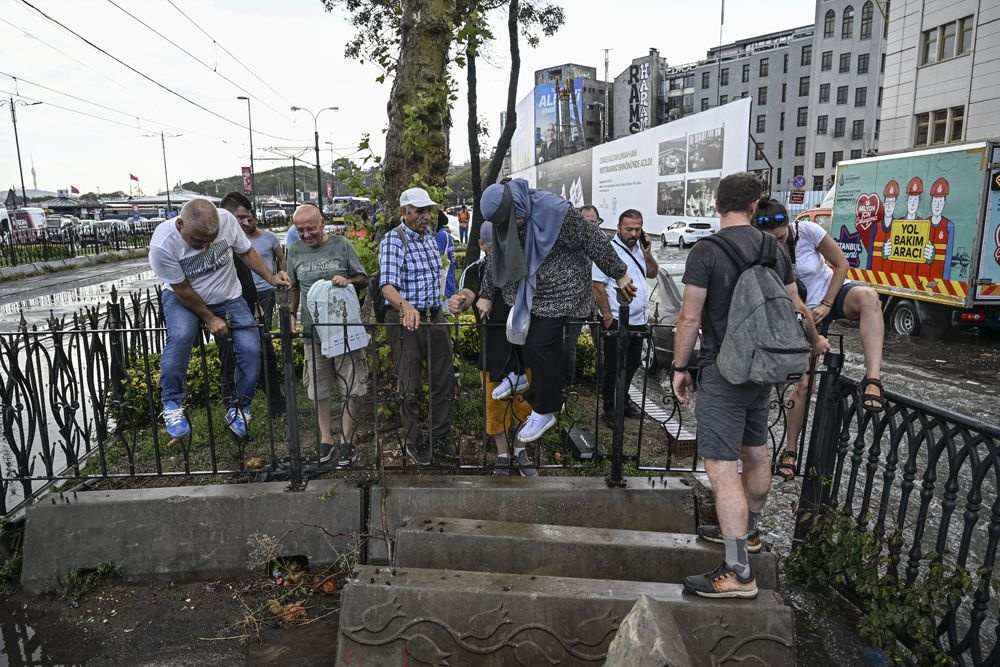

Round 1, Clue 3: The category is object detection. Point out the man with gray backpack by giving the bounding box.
[672,172,828,599]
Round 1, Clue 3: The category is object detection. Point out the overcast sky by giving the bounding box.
[0,0,814,195]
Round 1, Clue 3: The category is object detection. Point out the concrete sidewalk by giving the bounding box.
[0,247,149,283]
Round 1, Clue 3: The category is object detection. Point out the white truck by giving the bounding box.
[830,141,1000,338]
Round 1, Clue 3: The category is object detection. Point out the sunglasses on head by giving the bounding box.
[754,213,787,229]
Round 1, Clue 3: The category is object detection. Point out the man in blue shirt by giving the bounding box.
[378,188,456,465]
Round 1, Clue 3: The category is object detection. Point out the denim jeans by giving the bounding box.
[160,290,261,409]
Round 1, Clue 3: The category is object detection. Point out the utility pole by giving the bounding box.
[0,96,42,205]
[291,106,338,214]
[143,131,181,217]
[237,97,256,212]
[603,49,613,142]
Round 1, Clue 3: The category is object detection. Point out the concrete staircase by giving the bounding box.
[337,476,794,665]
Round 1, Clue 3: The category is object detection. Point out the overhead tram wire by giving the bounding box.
[103,0,293,123]
[15,0,305,143]
[0,87,164,133]
[164,0,291,107]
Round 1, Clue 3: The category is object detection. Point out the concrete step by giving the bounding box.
[337,565,794,666]
[394,516,777,589]
[368,475,693,563]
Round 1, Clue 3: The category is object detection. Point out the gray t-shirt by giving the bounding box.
[287,235,365,329]
[682,225,795,366]
[248,231,280,292]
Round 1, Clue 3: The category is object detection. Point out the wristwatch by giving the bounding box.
[671,362,689,373]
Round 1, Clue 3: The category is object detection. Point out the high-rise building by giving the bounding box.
[879,0,997,152]
[804,0,887,192]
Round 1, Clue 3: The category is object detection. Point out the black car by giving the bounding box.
[646,263,701,375]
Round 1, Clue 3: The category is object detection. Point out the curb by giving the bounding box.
[0,247,149,283]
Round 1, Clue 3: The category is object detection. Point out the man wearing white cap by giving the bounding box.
[378,187,457,466]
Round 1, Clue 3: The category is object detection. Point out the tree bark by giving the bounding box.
[465,0,519,265]
[382,0,455,224]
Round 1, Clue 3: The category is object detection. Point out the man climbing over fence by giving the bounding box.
[148,198,290,441]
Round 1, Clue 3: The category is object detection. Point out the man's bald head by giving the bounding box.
[293,204,326,247]
[292,204,322,227]
[176,199,220,250]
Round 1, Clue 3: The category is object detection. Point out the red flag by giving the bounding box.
[130,174,139,182]
[70,185,79,195]
[241,167,253,197]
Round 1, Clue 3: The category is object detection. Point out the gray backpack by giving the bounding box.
[702,231,811,385]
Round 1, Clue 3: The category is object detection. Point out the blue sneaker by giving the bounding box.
[226,406,250,439]
[161,403,190,439]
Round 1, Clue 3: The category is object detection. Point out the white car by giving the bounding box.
[660,220,716,249]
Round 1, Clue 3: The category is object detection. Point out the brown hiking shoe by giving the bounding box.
[683,562,758,599]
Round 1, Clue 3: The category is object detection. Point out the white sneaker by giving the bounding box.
[517,411,556,443]
[492,373,529,401]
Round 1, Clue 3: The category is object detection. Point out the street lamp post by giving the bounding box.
[143,131,181,217]
[0,97,42,205]
[291,105,338,214]
[324,141,340,198]
[236,96,256,212]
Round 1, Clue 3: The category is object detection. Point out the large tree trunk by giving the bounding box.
[465,0,519,265]
[382,0,455,225]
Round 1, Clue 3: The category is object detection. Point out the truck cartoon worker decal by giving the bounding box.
[923,177,955,280]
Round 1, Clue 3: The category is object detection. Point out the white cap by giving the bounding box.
[400,187,438,208]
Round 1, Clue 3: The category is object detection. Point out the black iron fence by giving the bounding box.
[0,226,153,268]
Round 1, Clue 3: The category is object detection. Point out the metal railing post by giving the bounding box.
[279,305,305,491]
[793,348,843,543]
[607,300,630,488]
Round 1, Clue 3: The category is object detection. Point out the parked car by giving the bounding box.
[646,263,701,376]
[263,209,288,224]
[793,207,832,234]
[660,220,716,249]
[78,220,114,245]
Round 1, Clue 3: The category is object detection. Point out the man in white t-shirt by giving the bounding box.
[148,198,290,440]
[592,208,657,427]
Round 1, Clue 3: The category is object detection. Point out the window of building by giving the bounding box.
[777,167,782,184]
[932,109,948,144]
[795,136,806,156]
[802,45,812,67]
[832,150,843,166]
[797,107,808,127]
[958,16,974,55]
[852,119,865,140]
[684,73,695,89]
[878,87,883,106]
[858,53,870,74]
[824,9,835,38]
[783,53,789,74]
[742,63,750,83]
[720,68,729,86]
[781,83,787,103]
[860,1,874,39]
[755,144,765,161]
[922,16,975,65]
[850,149,863,159]
[813,176,825,190]
[839,53,851,73]
[819,83,830,103]
[855,87,867,107]
[759,58,769,77]
[817,115,829,134]
[834,117,846,137]
[794,165,805,178]
[815,152,826,169]
[756,115,766,133]
[701,97,709,111]
[881,52,886,73]
[842,5,854,38]
[741,91,749,99]
[778,140,784,159]
[951,106,964,142]
[875,118,881,140]
[720,94,728,104]
[914,112,930,146]
[758,86,768,105]
[837,85,849,105]
[821,51,833,71]
[702,71,710,89]
[799,76,810,97]
[779,112,785,131]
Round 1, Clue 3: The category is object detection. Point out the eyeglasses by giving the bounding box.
[753,213,787,229]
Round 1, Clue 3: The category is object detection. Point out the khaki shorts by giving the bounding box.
[303,343,369,400]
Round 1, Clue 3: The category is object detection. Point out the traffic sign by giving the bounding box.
[790,191,805,204]
[793,175,807,189]
[992,172,1000,191]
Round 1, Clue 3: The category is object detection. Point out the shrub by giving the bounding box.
[453,313,481,362]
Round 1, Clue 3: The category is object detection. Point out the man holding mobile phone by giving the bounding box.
[592,209,658,427]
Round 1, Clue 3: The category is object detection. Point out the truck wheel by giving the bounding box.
[890,300,920,336]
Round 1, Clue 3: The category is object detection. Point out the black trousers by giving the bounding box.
[523,316,566,414]
[600,320,645,413]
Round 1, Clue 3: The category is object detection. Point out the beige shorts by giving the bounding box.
[303,343,369,400]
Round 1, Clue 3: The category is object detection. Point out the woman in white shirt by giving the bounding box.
[752,197,886,479]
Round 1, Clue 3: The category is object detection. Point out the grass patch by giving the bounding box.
[61,561,124,602]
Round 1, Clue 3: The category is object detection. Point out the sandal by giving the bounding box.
[859,377,886,413]
[775,450,797,479]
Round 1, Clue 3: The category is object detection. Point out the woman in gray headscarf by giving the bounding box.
[478,179,635,443]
